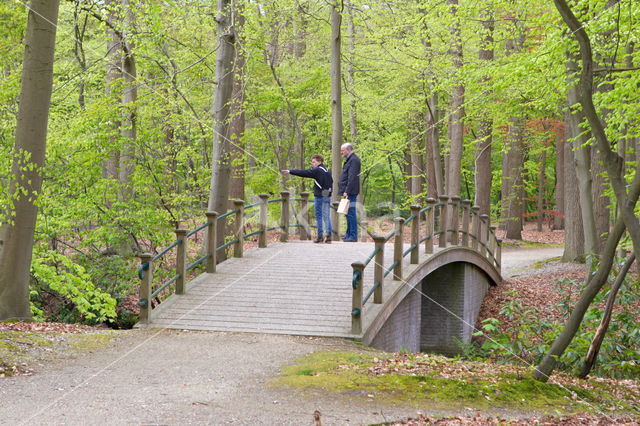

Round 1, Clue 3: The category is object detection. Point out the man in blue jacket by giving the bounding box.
[338,143,361,242]
[282,154,333,243]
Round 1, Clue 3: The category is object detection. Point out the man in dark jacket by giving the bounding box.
[282,154,333,243]
[338,143,361,242]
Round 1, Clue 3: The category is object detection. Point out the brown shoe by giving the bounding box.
[325,237,332,244]
[314,237,323,243]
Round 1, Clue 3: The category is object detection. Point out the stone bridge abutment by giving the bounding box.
[365,249,498,355]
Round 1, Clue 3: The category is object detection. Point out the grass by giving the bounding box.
[0,329,116,376]
[272,351,640,415]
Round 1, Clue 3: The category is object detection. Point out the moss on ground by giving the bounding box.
[502,241,562,249]
[0,329,117,376]
[272,351,638,415]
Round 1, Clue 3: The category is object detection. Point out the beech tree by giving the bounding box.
[207,0,236,250]
[330,0,343,225]
[534,0,640,381]
[0,0,60,320]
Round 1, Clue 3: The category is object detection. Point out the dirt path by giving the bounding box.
[0,247,565,425]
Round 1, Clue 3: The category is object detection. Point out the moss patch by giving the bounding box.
[0,329,117,376]
[272,351,639,415]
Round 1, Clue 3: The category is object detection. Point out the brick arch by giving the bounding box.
[362,248,499,354]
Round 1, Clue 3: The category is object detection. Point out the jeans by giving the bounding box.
[314,197,332,238]
[345,194,358,240]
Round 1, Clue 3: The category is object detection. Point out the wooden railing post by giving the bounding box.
[373,235,385,304]
[410,205,420,264]
[450,196,460,245]
[175,228,187,295]
[496,239,502,272]
[280,191,290,242]
[489,225,497,262]
[205,211,218,272]
[332,201,340,241]
[258,194,269,248]
[393,217,404,280]
[480,214,489,257]
[425,198,436,254]
[471,206,480,250]
[438,195,449,248]
[233,200,245,257]
[351,261,365,335]
[461,200,471,247]
[300,192,310,240]
[138,253,153,324]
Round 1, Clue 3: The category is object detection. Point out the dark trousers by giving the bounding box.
[345,194,358,240]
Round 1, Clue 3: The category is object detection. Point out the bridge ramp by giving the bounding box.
[147,241,399,337]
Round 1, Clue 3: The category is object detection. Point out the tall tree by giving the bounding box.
[566,54,598,259]
[207,0,236,247]
[535,0,640,381]
[229,8,246,201]
[445,0,464,201]
[562,111,585,262]
[330,0,343,238]
[500,118,525,239]
[119,0,137,201]
[0,0,60,320]
[499,15,525,240]
[554,124,565,230]
[474,7,494,215]
[103,0,122,182]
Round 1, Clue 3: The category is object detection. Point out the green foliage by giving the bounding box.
[469,270,640,379]
[0,0,638,341]
[30,250,117,324]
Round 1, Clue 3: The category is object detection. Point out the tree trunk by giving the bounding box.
[119,0,137,201]
[566,55,598,259]
[330,1,343,239]
[534,169,640,381]
[535,0,640,381]
[445,0,464,201]
[562,117,585,262]
[207,0,236,253]
[554,0,640,259]
[229,10,245,202]
[346,0,357,146]
[499,18,525,240]
[425,93,443,199]
[579,254,635,378]
[501,118,524,240]
[474,8,494,215]
[591,148,609,253]
[104,0,121,181]
[0,0,60,320]
[410,140,424,200]
[554,125,565,230]
[346,0,364,214]
[72,3,87,110]
[537,149,546,232]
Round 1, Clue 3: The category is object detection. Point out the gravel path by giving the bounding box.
[0,247,565,425]
[500,246,564,278]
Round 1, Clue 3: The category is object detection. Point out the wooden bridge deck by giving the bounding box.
[147,241,416,337]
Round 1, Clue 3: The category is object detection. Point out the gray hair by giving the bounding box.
[341,143,354,152]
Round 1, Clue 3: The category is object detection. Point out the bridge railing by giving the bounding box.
[136,191,313,324]
[350,196,502,334]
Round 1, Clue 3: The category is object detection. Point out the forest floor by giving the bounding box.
[1,226,639,425]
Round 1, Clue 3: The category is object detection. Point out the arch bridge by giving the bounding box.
[135,193,501,354]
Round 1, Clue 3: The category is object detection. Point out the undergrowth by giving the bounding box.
[467,258,640,379]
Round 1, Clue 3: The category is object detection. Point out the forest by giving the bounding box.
[0,0,639,386]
